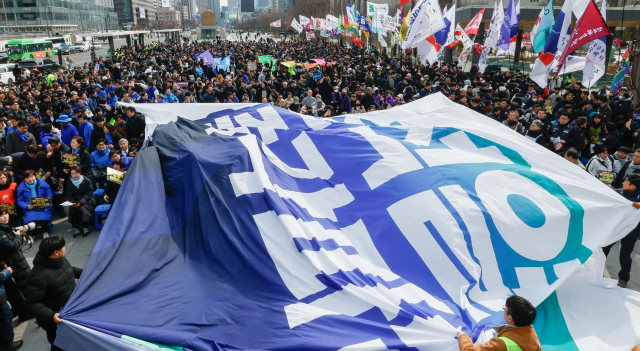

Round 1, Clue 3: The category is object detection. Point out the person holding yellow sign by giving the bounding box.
[585,147,613,185]
[16,170,52,239]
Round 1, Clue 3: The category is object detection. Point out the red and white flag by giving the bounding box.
[306,31,316,39]
[556,0,610,72]
[473,43,487,54]
[448,8,485,48]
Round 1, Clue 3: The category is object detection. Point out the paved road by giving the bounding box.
[65,36,175,68]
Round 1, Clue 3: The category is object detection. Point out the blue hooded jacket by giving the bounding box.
[91,148,110,167]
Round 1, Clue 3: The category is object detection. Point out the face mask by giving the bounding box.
[499,87,506,91]
[532,99,537,102]
[620,96,624,100]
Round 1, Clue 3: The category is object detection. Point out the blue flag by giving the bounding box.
[498,0,518,52]
[358,14,373,34]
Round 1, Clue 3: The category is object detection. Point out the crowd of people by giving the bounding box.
[0,31,637,351]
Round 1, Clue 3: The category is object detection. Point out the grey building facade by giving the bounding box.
[0,0,119,31]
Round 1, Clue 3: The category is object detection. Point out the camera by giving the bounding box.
[13,222,36,233]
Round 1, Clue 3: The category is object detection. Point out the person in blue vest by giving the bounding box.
[16,170,53,238]
[56,115,78,148]
[457,296,541,351]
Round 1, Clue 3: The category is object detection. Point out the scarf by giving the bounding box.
[72,147,80,155]
[25,180,38,198]
[16,129,29,143]
[71,175,84,188]
[625,163,640,177]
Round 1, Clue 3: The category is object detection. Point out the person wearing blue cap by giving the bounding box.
[56,115,78,148]
[94,84,107,99]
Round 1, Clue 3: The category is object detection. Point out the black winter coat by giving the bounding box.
[12,151,51,185]
[51,143,71,179]
[0,225,30,289]
[67,176,95,225]
[69,147,92,174]
[25,253,82,330]
[125,114,145,141]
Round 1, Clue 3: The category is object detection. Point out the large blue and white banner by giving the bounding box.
[57,95,640,351]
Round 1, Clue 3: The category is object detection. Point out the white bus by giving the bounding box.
[34,36,71,50]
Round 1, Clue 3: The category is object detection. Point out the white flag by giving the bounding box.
[402,0,445,49]
[478,47,490,73]
[367,1,388,16]
[378,14,396,32]
[484,0,504,50]
[583,0,607,88]
[456,24,474,64]
[444,5,457,47]
[291,18,303,33]
[326,14,339,29]
[270,20,281,28]
[299,15,310,29]
[378,33,387,47]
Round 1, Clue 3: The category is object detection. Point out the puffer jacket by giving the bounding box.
[585,154,613,178]
[0,224,30,289]
[25,253,82,329]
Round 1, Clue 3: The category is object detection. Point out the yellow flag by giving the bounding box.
[397,12,411,42]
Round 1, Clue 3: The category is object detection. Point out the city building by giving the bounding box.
[0,0,119,33]
[133,0,158,27]
[177,5,188,20]
[272,0,297,12]
[114,0,135,27]
[157,6,181,25]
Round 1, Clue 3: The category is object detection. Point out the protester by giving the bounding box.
[6,121,35,155]
[603,173,640,288]
[103,161,125,205]
[65,166,95,238]
[564,148,586,170]
[0,206,30,325]
[457,296,540,351]
[25,236,82,351]
[16,170,52,237]
[585,147,612,179]
[0,261,22,351]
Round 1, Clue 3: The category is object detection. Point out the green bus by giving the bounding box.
[6,39,55,61]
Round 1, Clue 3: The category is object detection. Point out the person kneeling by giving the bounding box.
[457,296,541,351]
[66,166,96,238]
